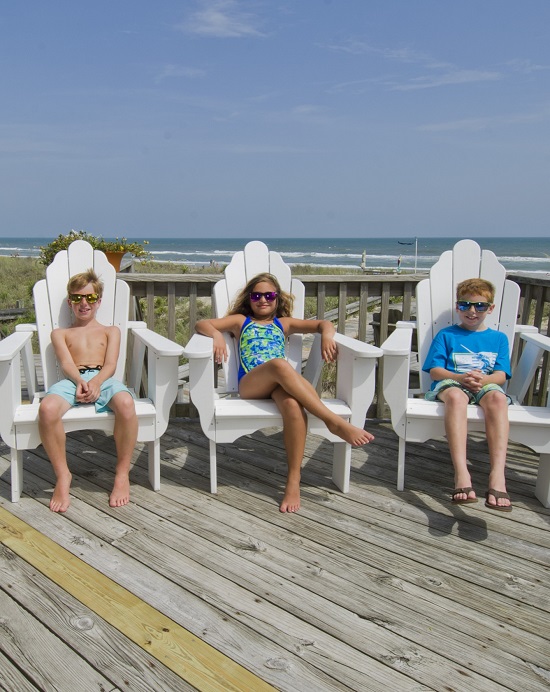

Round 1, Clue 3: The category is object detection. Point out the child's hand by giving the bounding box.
[321,335,338,362]
[212,333,228,364]
[78,377,101,403]
[462,369,484,393]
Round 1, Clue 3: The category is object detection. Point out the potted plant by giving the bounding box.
[39,230,151,269]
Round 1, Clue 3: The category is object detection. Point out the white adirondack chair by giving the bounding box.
[382,238,550,507]
[0,240,184,502]
[183,240,382,494]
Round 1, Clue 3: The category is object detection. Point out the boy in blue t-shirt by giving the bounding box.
[423,278,512,511]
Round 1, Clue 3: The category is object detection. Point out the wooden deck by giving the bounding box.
[1,419,549,691]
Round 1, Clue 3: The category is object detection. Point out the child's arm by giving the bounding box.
[51,329,86,386]
[195,315,245,363]
[282,318,338,362]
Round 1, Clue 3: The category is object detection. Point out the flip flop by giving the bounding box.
[451,487,478,504]
[485,488,512,512]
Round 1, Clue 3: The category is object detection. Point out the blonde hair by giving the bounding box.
[456,278,495,303]
[228,273,294,317]
[67,269,103,297]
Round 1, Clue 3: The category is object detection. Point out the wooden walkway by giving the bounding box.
[1,419,549,691]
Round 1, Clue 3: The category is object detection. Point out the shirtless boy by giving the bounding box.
[38,269,138,512]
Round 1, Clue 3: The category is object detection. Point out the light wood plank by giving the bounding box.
[0,507,275,692]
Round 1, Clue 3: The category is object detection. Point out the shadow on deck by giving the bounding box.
[1,420,550,691]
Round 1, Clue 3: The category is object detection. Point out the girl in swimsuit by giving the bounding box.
[195,273,374,513]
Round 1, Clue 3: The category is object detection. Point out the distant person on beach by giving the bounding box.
[423,278,512,511]
[38,269,137,512]
[194,272,374,513]
[397,255,402,273]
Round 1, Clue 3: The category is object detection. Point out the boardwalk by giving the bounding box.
[1,419,549,691]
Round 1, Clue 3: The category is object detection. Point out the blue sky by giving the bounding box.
[1,1,549,239]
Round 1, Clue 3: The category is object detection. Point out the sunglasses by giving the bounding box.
[250,291,278,302]
[69,293,100,304]
[456,300,491,312]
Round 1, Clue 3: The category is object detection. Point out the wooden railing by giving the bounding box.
[121,271,550,417]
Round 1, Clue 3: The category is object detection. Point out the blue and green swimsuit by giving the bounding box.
[238,316,286,383]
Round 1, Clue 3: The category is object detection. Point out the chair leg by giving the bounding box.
[148,439,160,491]
[397,438,406,491]
[209,439,218,494]
[332,441,351,493]
[535,453,550,508]
[11,448,23,503]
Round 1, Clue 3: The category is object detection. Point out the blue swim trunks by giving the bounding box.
[45,369,134,413]
[425,379,512,405]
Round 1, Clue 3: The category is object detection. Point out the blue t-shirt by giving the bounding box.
[238,316,286,382]
[422,324,511,391]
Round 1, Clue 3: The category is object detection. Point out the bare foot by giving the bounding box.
[109,473,130,507]
[327,419,375,447]
[280,479,301,513]
[50,472,72,512]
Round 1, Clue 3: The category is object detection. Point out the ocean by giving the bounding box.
[1,236,549,274]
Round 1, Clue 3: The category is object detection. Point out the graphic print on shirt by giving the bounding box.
[453,346,497,374]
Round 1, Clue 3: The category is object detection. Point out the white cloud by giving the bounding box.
[419,109,549,132]
[180,0,265,38]
[391,69,501,91]
[506,58,550,73]
[156,65,206,82]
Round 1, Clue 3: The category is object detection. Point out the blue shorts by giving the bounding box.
[425,379,512,405]
[44,369,134,413]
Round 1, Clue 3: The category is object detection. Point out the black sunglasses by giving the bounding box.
[250,291,278,302]
[456,300,491,312]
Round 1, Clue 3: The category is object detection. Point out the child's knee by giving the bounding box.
[440,387,468,407]
[112,394,136,420]
[39,396,63,423]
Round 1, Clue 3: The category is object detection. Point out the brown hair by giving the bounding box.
[456,278,495,303]
[67,269,103,297]
[228,272,294,318]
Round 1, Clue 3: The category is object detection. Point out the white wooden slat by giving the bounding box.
[223,250,246,309]
[451,238,482,289]
[428,250,455,333]
[268,250,292,293]
[479,248,507,331]
[91,248,117,325]
[499,280,521,354]
[243,241,270,282]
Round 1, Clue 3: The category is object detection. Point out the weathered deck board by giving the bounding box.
[1,420,550,691]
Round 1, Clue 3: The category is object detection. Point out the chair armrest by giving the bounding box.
[0,331,35,446]
[331,335,382,428]
[519,330,550,351]
[182,333,216,359]
[130,327,183,436]
[183,334,216,438]
[0,330,34,361]
[334,332,382,358]
[15,323,37,333]
[515,323,538,335]
[380,325,414,435]
[131,327,184,357]
[380,324,414,356]
[507,330,550,404]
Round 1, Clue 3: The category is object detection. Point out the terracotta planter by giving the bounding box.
[104,251,125,271]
